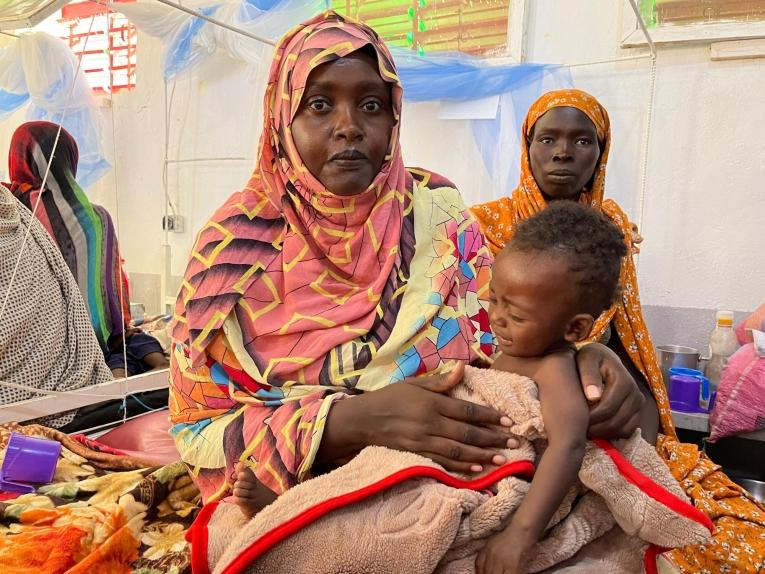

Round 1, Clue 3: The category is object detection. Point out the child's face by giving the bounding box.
[488,250,577,357]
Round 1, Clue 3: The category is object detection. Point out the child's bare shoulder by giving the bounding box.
[492,350,575,381]
[492,353,540,379]
[534,349,578,379]
[538,348,577,368]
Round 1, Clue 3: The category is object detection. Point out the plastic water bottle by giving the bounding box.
[706,310,738,391]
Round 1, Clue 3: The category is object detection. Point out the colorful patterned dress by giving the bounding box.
[168,12,495,503]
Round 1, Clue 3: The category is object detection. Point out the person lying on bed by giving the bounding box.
[5,121,168,379]
[168,11,649,520]
[477,201,627,573]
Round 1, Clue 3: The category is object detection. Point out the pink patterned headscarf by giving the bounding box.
[172,12,410,383]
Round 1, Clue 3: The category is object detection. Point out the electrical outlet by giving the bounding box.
[162,215,185,233]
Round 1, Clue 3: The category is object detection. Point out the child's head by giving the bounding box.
[489,201,627,357]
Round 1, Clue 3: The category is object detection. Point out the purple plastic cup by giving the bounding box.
[0,432,61,493]
[668,368,713,411]
[669,374,703,413]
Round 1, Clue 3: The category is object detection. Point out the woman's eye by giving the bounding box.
[576,137,593,145]
[539,136,553,144]
[362,100,382,112]
[308,99,329,112]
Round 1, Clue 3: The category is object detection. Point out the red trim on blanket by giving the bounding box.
[643,544,668,574]
[188,499,220,574]
[218,460,535,574]
[591,438,713,533]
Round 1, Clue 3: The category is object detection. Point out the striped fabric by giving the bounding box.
[6,121,131,351]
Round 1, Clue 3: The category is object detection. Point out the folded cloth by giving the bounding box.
[736,303,765,344]
[190,366,712,574]
[709,343,765,441]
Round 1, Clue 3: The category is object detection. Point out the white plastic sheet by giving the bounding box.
[0,0,68,30]
[0,32,109,187]
[116,0,326,79]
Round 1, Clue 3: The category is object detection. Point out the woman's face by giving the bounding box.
[528,107,600,201]
[292,50,395,197]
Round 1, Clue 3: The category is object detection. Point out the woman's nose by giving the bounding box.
[333,106,363,142]
[552,140,572,161]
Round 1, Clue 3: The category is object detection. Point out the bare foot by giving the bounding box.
[232,462,277,518]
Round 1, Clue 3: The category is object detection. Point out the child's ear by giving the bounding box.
[564,314,595,344]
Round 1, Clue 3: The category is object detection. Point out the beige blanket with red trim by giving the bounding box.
[191,366,712,574]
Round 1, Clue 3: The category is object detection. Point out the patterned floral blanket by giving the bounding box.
[0,423,198,574]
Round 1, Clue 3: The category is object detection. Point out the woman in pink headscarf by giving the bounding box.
[168,12,647,516]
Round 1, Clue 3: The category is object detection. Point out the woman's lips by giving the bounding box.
[548,169,576,181]
[330,149,368,170]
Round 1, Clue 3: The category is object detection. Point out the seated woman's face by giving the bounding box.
[292,50,395,197]
[528,106,600,201]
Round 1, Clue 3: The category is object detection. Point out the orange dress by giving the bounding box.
[471,89,765,573]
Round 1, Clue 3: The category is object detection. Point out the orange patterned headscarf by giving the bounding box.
[471,89,676,438]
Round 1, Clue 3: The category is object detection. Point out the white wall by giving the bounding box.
[102,31,496,308]
[2,0,762,315]
[525,0,764,313]
[106,34,265,282]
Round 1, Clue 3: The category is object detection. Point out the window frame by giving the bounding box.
[507,0,528,62]
[63,10,138,94]
[621,0,765,47]
[40,0,138,94]
[332,0,529,62]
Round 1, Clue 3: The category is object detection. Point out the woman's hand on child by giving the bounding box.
[575,343,645,438]
[323,362,517,473]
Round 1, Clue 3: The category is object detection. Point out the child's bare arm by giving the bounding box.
[479,352,589,573]
[510,352,588,540]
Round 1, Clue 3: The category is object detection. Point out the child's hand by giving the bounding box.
[475,529,532,574]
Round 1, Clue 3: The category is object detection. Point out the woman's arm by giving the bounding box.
[606,330,659,444]
[576,342,649,440]
[169,337,348,496]
[317,362,515,473]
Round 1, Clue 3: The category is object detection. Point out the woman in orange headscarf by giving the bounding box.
[472,89,765,573]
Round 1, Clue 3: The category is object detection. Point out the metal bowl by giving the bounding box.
[656,345,700,387]
[737,478,765,504]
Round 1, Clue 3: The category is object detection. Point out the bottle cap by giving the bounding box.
[716,310,734,327]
